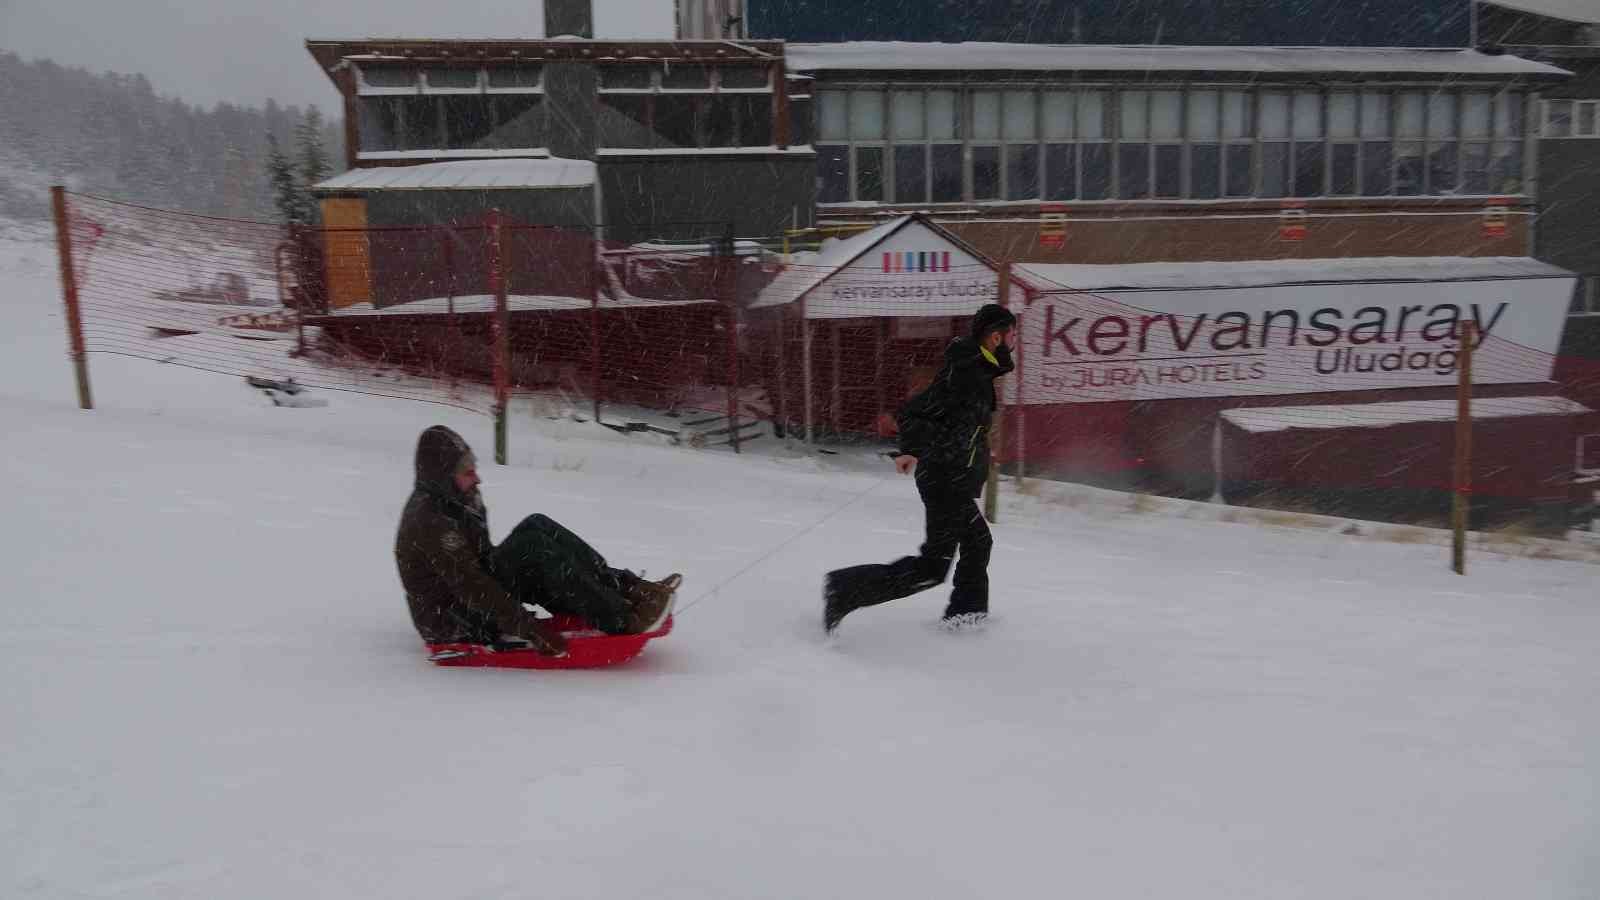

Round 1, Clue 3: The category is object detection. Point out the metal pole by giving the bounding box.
[490,211,509,466]
[1014,291,1027,490]
[985,262,1011,523]
[723,225,740,453]
[50,186,93,410]
[1453,322,1475,574]
[802,303,815,445]
[830,320,841,435]
[874,316,886,429]
[777,312,789,446]
[590,233,602,425]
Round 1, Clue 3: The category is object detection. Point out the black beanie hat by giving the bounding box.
[970,303,1016,340]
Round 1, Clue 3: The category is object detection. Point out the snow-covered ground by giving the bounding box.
[2,231,1597,899]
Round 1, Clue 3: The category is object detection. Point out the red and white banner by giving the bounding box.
[1014,276,1574,405]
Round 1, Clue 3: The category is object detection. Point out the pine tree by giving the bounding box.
[266,132,302,226]
[295,107,330,225]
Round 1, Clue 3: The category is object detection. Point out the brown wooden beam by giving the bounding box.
[333,67,359,170]
[772,60,790,149]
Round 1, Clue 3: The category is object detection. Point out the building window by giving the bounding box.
[356,96,443,151]
[720,67,770,90]
[856,146,885,201]
[1222,91,1253,197]
[895,145,928,203]
[1150,90,1183,198]
[423,67,480,91]
[1426,91,1458,194]
[1258,92,1290,197]
[789,90,814,146]
[1395,91,1425,196]
[849,89,886,198]
[969,91,1001,200]
[817,144,849,203]
[1359,91,1391,195]
[1572,275,1600,315]
[1327,92,1357,195]
[1116,90,1150,199]
[653,95,698,147]
[354,64,546,155]
[1042,91,1075,200]
[931,144,963,202]
[1004,90,1041,200]
[929,90,963,202]
[1186,89,1220,199]
[812,84,1528,204]
[662,65,712,91]
[1492,92,1524,194]
[598,63,775,151]
[487,96,545,148]
[597,94,652,149]
[1080,91,1112,200]
[1291,91,1324,197]
[358,65,417,90]
[486,67,543,91]
[890,90,925,202]
[1544,99,1574,137]
[1544,99,1600,138]
[358,94,548,153]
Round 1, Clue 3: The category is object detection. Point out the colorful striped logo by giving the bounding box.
[881,251,952,274]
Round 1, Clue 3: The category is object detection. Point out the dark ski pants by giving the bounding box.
[827,488,993,619]
[490,514,635,634]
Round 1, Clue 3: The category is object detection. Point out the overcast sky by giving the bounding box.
[0,0,676,112]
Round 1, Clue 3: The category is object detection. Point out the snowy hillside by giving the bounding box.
[2,231,1597,899]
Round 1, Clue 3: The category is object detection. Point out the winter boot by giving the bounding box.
[622,572,681,633]
[939,611,989,633]
[823,571,853,634]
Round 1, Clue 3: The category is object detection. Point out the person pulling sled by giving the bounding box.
[823,303,1016,635]
[396,426,681,656]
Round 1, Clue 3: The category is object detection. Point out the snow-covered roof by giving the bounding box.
[1222,396,1593,433]
[327,292,713,316]
[1017,256,1574,294]
[749,216,913,310]
[786,43,1571,77]
[314,158,596,193]
[596,147,817,158]
[1484,0,1600,24]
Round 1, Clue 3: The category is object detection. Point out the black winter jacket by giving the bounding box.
[896,336,1015,498]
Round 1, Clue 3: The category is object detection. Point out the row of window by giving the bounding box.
[815,86,1529,204]
[353,62,774,95]
[819,140,1525,204]
[356,64,544,94]
[358,93,779,153]
[818,88,1525,144]
[359,95,546,153]
[1544,100,1600,139]
[599,95,773,149]
[597,64,771,92]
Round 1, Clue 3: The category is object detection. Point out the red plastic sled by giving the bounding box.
[426,614,673,670]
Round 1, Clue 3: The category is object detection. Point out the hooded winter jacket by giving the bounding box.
[395,426,534,644]
[896,336,1015,498]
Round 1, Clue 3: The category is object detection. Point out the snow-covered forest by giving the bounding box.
[0,52,342,222]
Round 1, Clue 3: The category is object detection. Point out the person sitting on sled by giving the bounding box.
[395,425,681,657]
